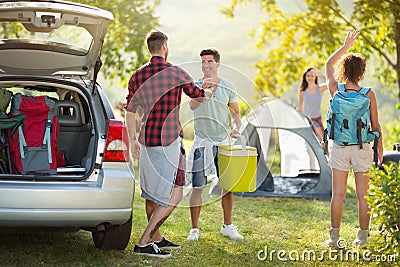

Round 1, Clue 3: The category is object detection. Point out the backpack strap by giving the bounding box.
[372,131,380,166]
[42,119,52,164]
[359,87,371,95]
[323,128,328,155]
[329,113,336,140]
[338,84,371,95]
[18,125,27,159]
[357,119,365,149]
[358,87,371,148]
[337,83,346,92]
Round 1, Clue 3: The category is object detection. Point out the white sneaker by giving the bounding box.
[352,229,369,247]
[325,228,340,248]
[187,228,199,241]
[220,224,244,239]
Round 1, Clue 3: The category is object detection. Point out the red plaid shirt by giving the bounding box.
[126,56,205,146]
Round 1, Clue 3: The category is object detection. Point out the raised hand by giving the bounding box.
[344,30,360,48]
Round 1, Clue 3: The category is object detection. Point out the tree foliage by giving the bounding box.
[221,0,399,99]
[75,0,160,84]
[367,163,400,256]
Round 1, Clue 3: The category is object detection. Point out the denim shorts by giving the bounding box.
[191,146,219,189]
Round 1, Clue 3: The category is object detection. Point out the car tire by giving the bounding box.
[92,214,132,250]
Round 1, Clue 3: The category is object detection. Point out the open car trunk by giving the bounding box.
[0,1,133,251]
[0,78,103,181]
[0,1,114,181]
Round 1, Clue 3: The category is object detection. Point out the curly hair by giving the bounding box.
[337,53,366,84]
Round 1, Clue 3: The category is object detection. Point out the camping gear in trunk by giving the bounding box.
[8,94,61,175]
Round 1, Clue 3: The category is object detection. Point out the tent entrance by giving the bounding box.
[272,175,319,194]
[237,99,331,200]
[265,128,321,179]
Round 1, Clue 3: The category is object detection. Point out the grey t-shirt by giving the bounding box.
[193,77,238,142]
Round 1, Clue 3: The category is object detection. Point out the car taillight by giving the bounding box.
[104,119,129,162]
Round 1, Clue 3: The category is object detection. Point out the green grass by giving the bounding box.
[0,174,396,266]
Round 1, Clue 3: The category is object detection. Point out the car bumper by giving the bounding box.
[0,167,135,228]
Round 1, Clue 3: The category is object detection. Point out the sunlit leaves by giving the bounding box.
[383,118,400,148]
[75,0,160,84]
[0,22,25,38]
[223,0,399,99]
[367,164,400,255]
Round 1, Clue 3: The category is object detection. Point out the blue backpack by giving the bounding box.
[326,83,379,149]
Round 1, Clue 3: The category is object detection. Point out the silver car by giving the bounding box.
[0,1,134,250]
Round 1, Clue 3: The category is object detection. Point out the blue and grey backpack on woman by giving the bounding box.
[325,83,380,164]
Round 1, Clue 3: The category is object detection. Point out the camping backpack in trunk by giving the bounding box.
[8,94,60,175]
[325,84,380,161]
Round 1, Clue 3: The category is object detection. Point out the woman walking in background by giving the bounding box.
[298,67,327,144]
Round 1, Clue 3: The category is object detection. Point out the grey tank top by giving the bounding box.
[302,85,322,118]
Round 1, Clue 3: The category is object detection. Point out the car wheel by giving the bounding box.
[92,214,132,250]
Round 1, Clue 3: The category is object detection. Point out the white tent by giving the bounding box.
[235,98,332,199]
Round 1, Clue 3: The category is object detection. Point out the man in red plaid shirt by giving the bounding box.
[126,30,212,258]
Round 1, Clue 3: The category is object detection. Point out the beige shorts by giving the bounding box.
[328,142,373,172]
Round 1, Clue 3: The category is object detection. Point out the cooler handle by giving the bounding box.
[230,134,247,155]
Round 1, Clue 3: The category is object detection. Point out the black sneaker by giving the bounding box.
[133,243,171,258]
[154,237,181,250]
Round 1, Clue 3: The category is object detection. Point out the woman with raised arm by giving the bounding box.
[325,30,383,248]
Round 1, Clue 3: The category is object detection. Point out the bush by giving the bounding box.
[366,163,400,257]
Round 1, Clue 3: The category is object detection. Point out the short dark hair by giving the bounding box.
[146,30,168,53]
[200,48,220,62]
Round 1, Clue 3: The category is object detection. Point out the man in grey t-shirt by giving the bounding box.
[186,48,243,241]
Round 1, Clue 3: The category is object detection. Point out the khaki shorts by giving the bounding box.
[328,142,373,172]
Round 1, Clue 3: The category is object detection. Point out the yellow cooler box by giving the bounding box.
[218,142,257,192]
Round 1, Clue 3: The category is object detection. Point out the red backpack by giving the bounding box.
[8,94,62,175]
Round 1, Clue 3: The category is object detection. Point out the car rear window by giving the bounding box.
[0,21,92,55]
